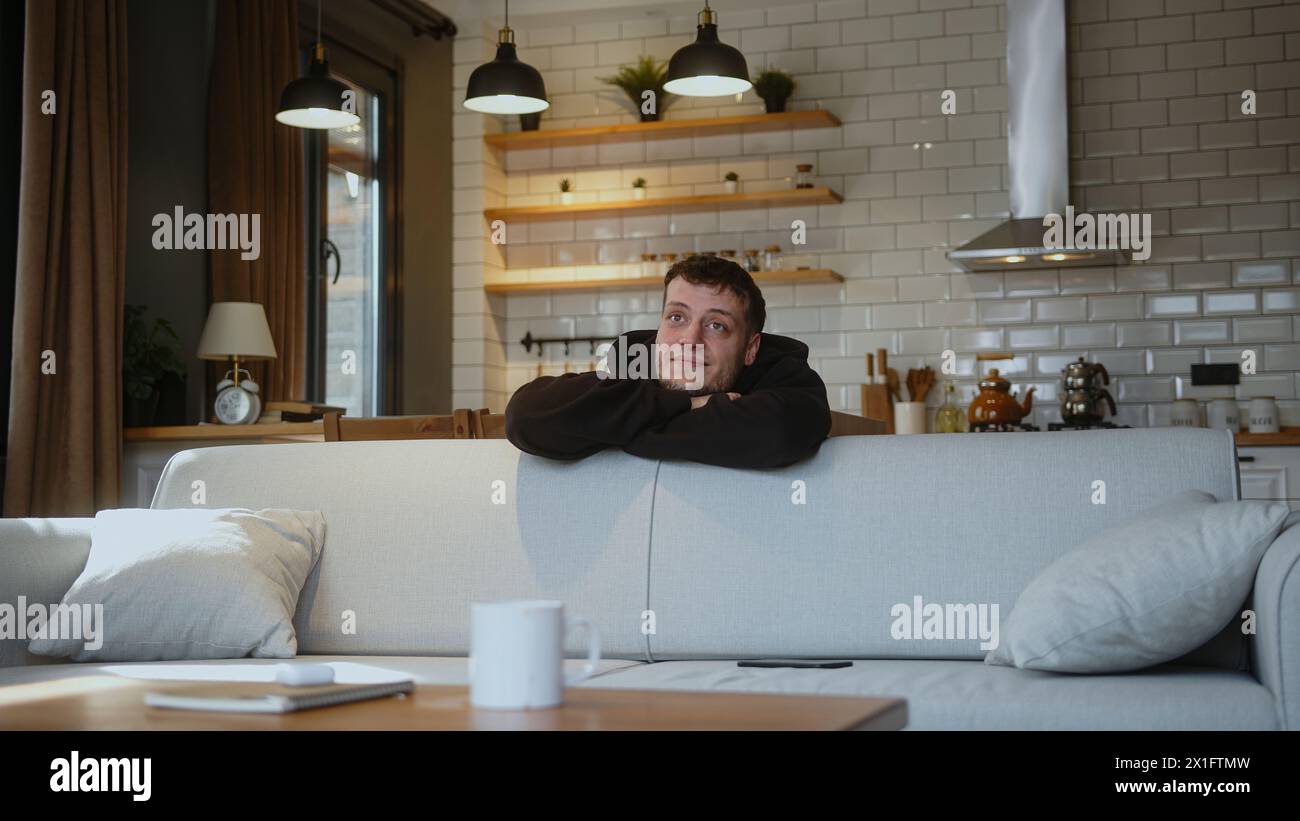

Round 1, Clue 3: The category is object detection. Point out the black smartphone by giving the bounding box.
[736,659,853,669]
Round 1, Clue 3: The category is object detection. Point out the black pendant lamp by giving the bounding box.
[463,0,549,115]
[276,1,360,129]
[664,1,752,97]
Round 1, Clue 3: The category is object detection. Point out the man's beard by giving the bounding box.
[658,351,743,396]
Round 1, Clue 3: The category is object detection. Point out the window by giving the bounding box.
[303,33,399,416]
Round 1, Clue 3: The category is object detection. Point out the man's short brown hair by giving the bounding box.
[662,255,766,337]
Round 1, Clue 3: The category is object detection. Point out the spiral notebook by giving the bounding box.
[144,680,415,714]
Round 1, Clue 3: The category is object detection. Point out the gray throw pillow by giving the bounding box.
[986,490,1288,673]
[28,508,325,662]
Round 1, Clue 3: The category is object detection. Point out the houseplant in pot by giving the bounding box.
[123,304,187,427]
[599,56,674,122]
[632,177,647,200]
[559,178,573,205]
[724,171,739,194]
[753,69,795,113]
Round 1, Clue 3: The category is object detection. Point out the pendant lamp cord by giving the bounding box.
[317,0,322,45]
[505,0,509,29]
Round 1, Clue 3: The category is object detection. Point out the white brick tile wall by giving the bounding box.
[447,0,1299,419]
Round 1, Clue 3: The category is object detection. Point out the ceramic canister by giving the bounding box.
[1169,398,1202,427]
[1206,397,1241,432]
[1248,396,1280,434]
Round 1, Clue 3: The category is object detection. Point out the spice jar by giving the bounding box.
[743,249,760,272]
[795,163,814,189]
[763,244,782,271]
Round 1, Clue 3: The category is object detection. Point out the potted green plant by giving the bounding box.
[632,177,647,200]
[123,304,186,427]
[724,171,739,194]
[599,56,675,122]
[753,69,796,113]
[559,177,573,205]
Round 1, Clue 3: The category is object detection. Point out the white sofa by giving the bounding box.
[3,428,1297,730]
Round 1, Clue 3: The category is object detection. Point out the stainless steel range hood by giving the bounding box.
[947,0,1131,271]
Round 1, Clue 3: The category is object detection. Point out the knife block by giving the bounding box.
[860,383,895,434]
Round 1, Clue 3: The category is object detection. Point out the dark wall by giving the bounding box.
[0,0,24,506]
[125,0,214,423]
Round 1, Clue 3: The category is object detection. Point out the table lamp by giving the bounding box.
[197,302,278,424]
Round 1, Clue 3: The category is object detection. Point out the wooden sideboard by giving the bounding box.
[121,423,324,507]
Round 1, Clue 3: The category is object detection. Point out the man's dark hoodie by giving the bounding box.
[504,328,831,469]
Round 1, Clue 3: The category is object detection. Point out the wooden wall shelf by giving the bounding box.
[484,109,841,150]
[484,187,842,222]
[1236,427,1300,447]
[485,269,844,294]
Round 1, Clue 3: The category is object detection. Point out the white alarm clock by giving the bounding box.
[214,368,262,424]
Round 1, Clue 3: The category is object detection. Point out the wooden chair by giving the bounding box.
[827,410,888,437]
[323,409,475,442]
[469,408,507,439]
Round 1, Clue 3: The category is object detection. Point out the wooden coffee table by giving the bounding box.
[0,676,906,731]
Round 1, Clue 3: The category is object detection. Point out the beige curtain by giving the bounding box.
[4,0,128,517]
[207,0,305,402]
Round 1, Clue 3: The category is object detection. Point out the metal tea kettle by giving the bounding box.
[1059,356,1116,426]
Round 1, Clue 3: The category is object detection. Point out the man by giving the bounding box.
[505,255,832,469]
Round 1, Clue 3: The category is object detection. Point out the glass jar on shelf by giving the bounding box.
[743,249,760,272]
[763,244,782,272]
[795,163,814,189]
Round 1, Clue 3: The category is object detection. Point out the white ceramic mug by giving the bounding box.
[469,600,600,710]
[894,401,927,435]
[1169,398,1201,427]
[1248,397,1280,434]
[1207,398,1240,432]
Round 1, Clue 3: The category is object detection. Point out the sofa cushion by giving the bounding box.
[581,658,1280,730]
[27,508,325,663]
[986,491,1288,673]
[0,655,644,690]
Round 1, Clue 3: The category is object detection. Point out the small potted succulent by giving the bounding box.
[599,56,675,122]
[632,177,647,200]
[724,171,739,194]
[753,69,796,114]
[559,178,573,205]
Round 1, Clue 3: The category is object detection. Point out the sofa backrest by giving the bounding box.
[645,427,1239,660]
[152,440,657,658]
[151,428,1239,662]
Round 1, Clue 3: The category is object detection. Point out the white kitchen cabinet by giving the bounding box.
[1237,446,1300,511]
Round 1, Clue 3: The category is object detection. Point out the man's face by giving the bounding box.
[655,277,761,395]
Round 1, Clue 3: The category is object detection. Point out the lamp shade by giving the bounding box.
[663,8,752,97]
[197,302,278,360]
[276,50,361,130]
[463,33,549,114]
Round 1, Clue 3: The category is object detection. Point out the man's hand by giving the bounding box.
[689,392,742,410]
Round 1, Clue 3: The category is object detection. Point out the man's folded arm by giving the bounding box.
[505,372,693,459]
[622,362,832,469]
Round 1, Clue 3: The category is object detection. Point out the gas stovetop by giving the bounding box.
[969,421,1133,432]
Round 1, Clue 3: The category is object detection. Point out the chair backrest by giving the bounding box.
[470,408,508,439]
[323,410,475,441]
[828,411,887,437]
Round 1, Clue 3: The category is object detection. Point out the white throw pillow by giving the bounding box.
[986,490,1288,673]
[27,508,325,662]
